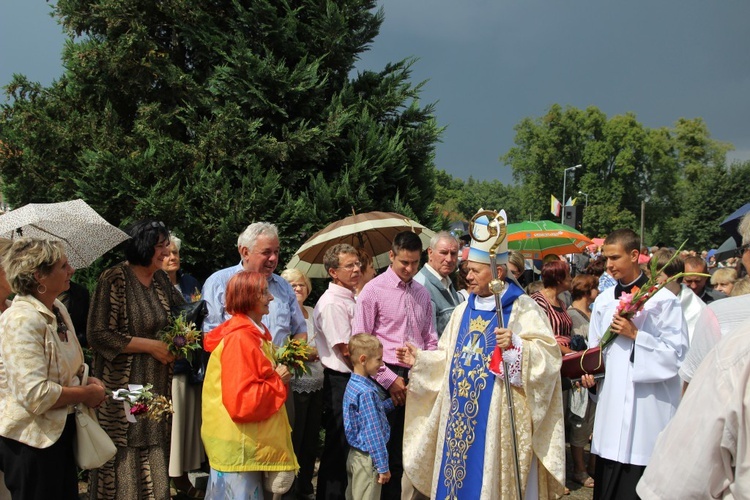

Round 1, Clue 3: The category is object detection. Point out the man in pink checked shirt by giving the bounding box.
[353,231,438,500]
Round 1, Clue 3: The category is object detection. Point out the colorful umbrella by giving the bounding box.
[587,237,605,252]
[286,211,435,278]
[0,199,129,268]
[507,220,593,260]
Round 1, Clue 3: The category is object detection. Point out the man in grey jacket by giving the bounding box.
[414,231,463,337]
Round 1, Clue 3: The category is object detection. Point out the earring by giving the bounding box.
[37,284,47,295]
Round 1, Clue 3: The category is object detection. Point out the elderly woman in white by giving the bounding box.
[0,238,106,500]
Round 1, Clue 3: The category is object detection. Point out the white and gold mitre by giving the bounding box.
[467,208,508,265]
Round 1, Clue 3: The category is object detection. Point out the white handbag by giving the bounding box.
[73,364,117,470]
[262,470,295,494]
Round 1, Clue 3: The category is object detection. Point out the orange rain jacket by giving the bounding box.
[201,314,298,472]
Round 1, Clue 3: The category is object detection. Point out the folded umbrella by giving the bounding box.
[0,199,129,268]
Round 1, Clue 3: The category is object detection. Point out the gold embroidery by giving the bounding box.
[441,314,494,498]
[457,378,470,398]
[469,316,491,334]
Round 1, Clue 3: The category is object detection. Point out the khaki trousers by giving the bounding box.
[345,448,382,500]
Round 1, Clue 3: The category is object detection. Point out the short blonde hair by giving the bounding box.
[349,333,382,360]
[710,268,737,286]
[280,268,312,292]
[730,276,750,297]
[739,213,750,245]
[0,238,13,264]
[3,238,66,295]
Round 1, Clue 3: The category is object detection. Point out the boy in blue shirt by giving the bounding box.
[343,334,395,500]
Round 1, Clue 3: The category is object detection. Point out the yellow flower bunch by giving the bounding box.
[275,338,314,378]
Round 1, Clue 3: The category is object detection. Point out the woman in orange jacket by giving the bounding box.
[201,271,298,499]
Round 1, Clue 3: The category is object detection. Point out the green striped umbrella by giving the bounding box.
[507,220,593,260]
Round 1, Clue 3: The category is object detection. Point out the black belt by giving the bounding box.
[323,367,351,377]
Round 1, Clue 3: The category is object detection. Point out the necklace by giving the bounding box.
[52,306,69,342]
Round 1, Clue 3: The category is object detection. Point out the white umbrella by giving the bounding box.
[0,199,130,268]
[286,211,435,278]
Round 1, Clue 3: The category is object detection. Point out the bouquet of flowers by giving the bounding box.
[161,314,202,363]
[599,242,707,350]
[275,338,314,378]
[109,384,173,423]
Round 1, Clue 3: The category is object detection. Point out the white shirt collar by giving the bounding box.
[424,263,450,289]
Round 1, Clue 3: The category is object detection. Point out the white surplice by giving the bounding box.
[677,284,706,343]
[588,286,688,466]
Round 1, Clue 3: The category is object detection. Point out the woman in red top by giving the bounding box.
[531,260,574,354]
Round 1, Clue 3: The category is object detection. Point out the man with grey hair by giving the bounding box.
[414,231,463,337]
[202,221,307,345]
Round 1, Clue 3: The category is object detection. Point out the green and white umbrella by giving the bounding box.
[507,220,593,260]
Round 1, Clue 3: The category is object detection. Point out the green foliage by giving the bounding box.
[501,104,745,249]
[432,170,523,227]
[431,106,745,253]
[0,0,440,280]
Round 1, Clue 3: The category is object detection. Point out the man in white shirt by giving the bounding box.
[314,244,361,500]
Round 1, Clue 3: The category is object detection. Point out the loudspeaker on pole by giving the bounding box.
[563,206,583,232]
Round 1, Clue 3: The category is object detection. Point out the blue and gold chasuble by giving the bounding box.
[436,282,524,500]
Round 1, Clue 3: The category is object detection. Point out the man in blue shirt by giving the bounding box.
[202,222,307,424]
[343,334,395,500]
[202,221,307,345]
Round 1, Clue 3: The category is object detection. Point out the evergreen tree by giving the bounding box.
[0,0,441,279]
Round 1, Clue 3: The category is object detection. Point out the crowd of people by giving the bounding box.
[0,208,749,500]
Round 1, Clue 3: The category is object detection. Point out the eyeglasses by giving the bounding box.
[741,244,750,255]
[338,262,362,271]
[149,221,166,229]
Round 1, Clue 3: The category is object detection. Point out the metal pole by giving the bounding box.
[489,259,523,500]
[640,201,646,250]
[562,164,582,223]
[469,211,523,500]
[578,191,589,207]
[561,175,567,223]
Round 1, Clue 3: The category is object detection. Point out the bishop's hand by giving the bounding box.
[495,327,512,350]
[395,342,418,367]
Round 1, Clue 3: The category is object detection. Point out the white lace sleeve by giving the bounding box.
[498,333,523,387]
